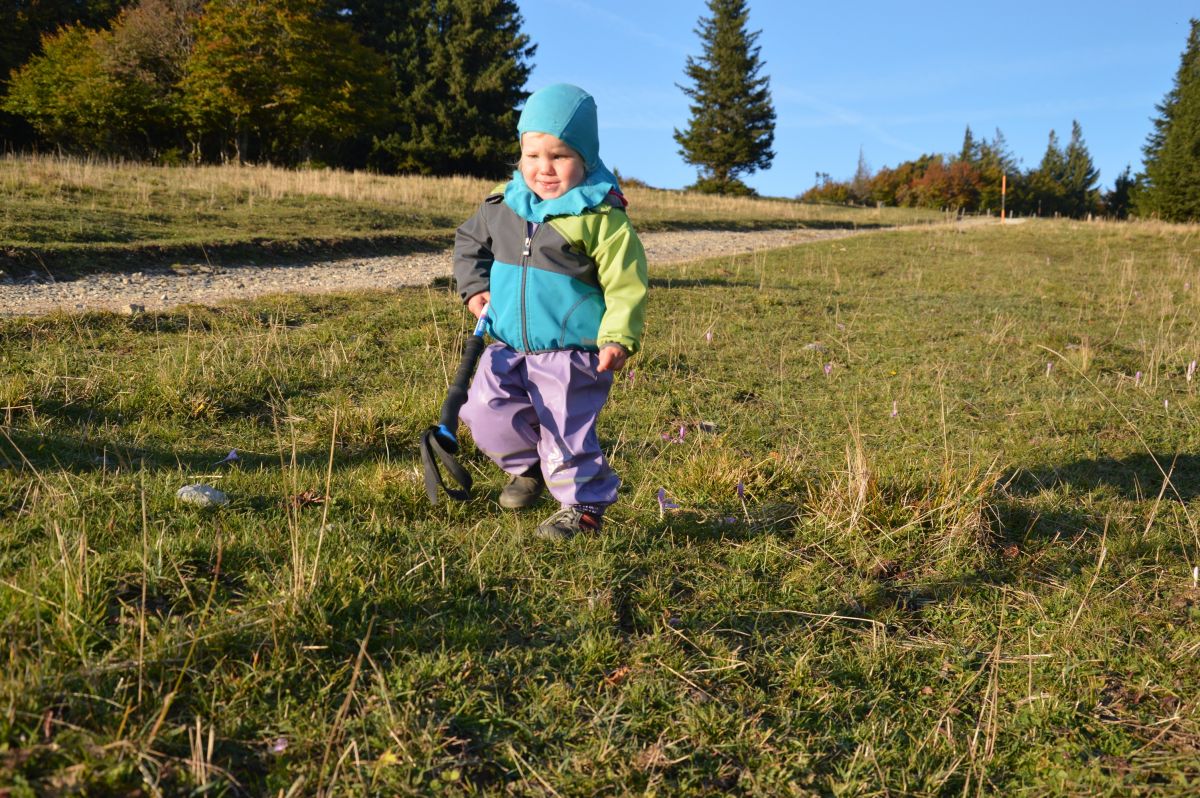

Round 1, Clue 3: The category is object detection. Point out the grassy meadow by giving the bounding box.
[2,191,1200,794]
[0,155,940,276]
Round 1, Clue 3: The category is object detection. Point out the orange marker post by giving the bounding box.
[1000,174,1007,221]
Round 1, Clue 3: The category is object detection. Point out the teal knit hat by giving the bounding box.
[517,83,601,169]
[505,83,621,223]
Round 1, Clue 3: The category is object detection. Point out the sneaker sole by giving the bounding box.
[534,526,576,541]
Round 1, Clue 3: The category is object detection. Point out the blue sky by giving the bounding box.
[516,1,1194,197]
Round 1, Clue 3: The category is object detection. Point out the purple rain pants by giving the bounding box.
[460,343,619,507]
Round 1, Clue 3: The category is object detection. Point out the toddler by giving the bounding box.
[454,83,648,540]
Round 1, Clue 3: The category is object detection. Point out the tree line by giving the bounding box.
[799,122,1120,218]
[1,0,534,175]
[3,3,1199,223]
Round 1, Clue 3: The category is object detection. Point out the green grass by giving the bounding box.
[0,155,941,277]
[2,219,1199,795]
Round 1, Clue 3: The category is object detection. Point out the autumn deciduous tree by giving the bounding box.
[0,0,131,146]
[2,0,535,174]
[182,0,388,164]
[675,0,775,195]
[3,25,122,152]
[906,156,980,211]
[4,0,199,157]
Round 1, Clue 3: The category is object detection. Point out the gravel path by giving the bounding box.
[0,225,960,317]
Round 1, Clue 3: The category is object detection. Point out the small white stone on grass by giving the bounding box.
[176,483,229,507]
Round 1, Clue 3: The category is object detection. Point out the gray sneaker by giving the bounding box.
[499,468,544,509]
[534,506,603,541]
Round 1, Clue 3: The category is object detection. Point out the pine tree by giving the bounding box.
[975,128,1017,214]
[849,147,872,204]
[1062,120,1100,217]
[1135,18,1200,221]
[371,0,535,177]
[1104,165,1136,219]
[1028,130,1068,216]
[674,0,775,195]
[959,125,978,163]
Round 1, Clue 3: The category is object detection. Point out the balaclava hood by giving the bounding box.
[504,83,621,223]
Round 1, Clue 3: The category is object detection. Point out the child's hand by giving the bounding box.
[467,291,491,318]
[597,343,628,373]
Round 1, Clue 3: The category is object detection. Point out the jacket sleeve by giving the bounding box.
[453,203,493,303]
[590,209,649,355]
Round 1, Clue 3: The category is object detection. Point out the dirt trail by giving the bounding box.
[0,220,985,317]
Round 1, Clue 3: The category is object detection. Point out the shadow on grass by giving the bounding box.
[1003,452,1200,503]
[0,425,418,486]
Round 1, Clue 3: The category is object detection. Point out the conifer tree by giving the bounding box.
[1135,18,1200,221]
[674,0,775,195]
[975,128,1017,213]
[371,0,535,177]
[959,126,978,163]
[1028,130,1068,216]
[849,147,872,204]
[1104,165,1136,219]
[1062,120,1100,217]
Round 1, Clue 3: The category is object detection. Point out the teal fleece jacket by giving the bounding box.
[453,188,649,355]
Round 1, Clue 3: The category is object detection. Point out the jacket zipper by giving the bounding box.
[519,222,539,352]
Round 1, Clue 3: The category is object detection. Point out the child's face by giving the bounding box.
[519,132,586,201]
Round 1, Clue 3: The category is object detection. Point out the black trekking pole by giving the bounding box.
[420,305,489,504]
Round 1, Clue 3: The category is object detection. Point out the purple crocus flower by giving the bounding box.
[1135,371,1143,385]
[823,362,833,377]
[705,330,713,343]
[215,449,239,466]
[271,737,288,754]
[1045,362,1053,377]
[736,481,745,500]
[891,400,899,418]
[657,488,679,511]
